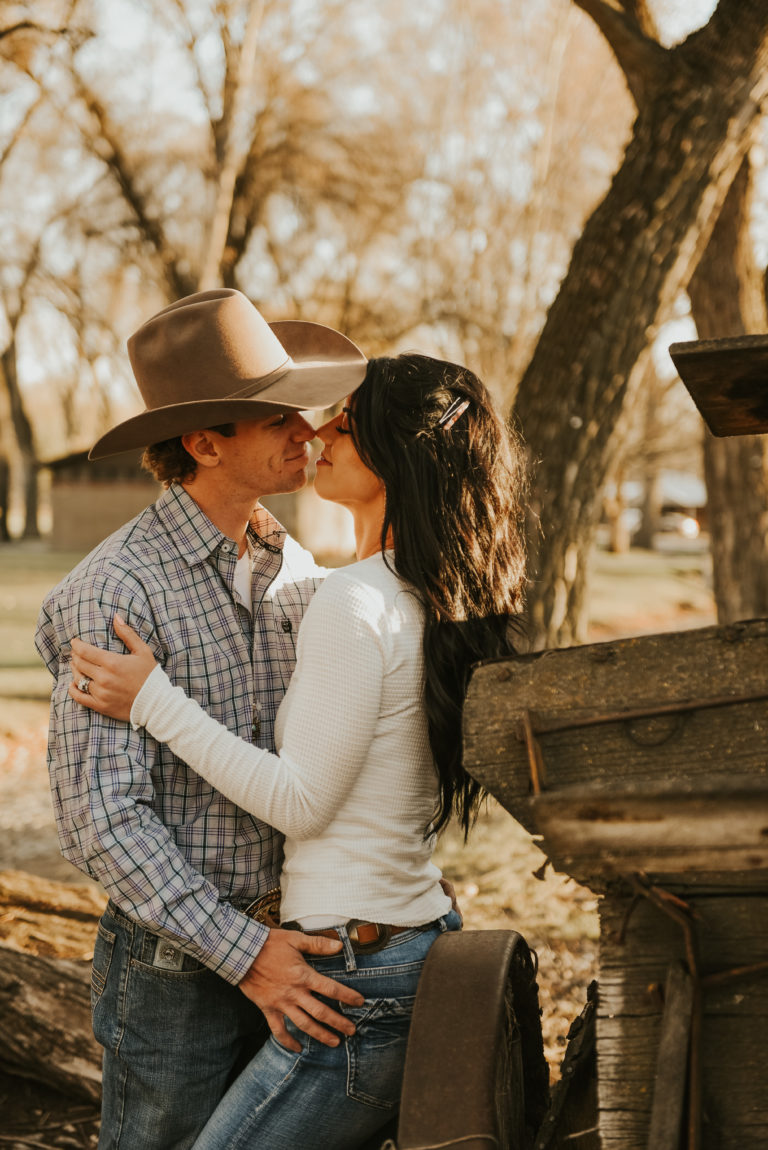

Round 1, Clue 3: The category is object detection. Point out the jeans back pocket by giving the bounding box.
[346,995,415,1110]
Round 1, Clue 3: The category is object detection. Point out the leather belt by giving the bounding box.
[282,919,425,954]
[238,890,430,954]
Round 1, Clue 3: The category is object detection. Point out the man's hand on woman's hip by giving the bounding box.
[238,928,364,1051]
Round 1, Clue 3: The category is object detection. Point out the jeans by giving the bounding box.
[91,901,268,1150]
[192,910,463,1150]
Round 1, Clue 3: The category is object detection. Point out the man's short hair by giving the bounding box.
[142,424,237,487]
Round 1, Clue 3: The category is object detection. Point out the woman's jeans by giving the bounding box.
[192,910,463,1150]
[91,900,268,1150]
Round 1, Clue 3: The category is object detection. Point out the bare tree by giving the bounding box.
[0,3,85,536]
[44,0,424,313]
[513,0,768,648]
[688,154,768,622]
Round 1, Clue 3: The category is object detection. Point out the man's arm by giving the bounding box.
[36,573,362,1042]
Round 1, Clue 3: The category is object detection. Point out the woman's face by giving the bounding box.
[313,397,385,512]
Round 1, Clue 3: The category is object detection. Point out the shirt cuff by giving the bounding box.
[131,663,171,730]
[197,900,270,985]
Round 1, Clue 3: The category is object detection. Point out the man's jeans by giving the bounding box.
[91,901,268,1150]
[192,910,463,1150]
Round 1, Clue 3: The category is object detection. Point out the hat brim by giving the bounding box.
[669,336,768,437]
[89,357,367,460]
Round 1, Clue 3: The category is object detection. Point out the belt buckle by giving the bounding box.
[242,887,281,927]
[347,920,392,954]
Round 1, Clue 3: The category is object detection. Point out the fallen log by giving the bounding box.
[0,869,106,1102]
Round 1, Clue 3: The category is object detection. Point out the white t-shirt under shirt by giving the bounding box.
[132,552,452,928]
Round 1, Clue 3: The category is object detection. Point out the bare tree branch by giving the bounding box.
[199,0,266,290]
[70,76,194,300]
[0,93,43,168]
[614,0,660,40]
[0,22,68,41]
[573,0,668,108]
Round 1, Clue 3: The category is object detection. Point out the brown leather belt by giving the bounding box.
[238,890,430,954]
[283,919,424,954]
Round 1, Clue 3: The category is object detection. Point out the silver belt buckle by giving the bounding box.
[347,920,392,954]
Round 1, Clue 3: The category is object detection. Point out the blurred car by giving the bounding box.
[658,511,700,539]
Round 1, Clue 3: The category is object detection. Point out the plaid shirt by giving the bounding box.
[35,484,325,984]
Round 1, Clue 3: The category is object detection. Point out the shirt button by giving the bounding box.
[221,542,233,553]
[281,619,293,633]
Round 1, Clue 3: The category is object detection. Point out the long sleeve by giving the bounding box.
[35,569,269,983]
[132,574,388,841]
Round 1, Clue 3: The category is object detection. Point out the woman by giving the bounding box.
[69,352,527,1150]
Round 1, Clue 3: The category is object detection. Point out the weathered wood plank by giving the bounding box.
[463,621,768,832]
[532,787,768,875]
[646,962,694,1150]
[599,892,768,968]
[595,890,768,1148]
[463,629,768,1148]
[669,334,768,438]
[0,868,106,961]
[0,945,101,1102]
[0,870,104,1101]
[598,969,768,1016]
[600,1112,768,1150]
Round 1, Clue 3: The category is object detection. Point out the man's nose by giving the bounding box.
[290,412,317,440]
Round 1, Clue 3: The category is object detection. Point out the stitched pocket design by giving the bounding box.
[90,921,116,1013]
[345,995,415,1110]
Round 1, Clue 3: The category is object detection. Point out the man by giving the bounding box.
[35,289,368,1148]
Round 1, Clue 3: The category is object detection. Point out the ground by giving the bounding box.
[0,537,715,1145]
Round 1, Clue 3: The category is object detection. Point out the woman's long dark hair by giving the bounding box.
[349,353,527,838]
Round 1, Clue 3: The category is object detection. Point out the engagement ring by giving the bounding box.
[77,676,92,695]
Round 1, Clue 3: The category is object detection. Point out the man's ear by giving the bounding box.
[181,430,222,469]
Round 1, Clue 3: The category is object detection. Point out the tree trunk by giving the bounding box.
[0,870,105,1102]
[1,340,39,539]
[514,0,768,648]
[688,156,768,623]
[603,467,630,554]
[0,454,10,541]
[633,467,662,551]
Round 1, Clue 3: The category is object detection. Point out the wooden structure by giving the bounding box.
[43,450,159,551]
[463,619,768,1149]
[5,621,768,1148]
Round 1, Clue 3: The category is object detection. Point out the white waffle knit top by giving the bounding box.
[131,553,452,928]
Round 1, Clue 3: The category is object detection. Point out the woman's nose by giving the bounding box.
[314,417,335,444]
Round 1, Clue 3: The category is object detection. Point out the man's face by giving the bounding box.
[211,410,316,499]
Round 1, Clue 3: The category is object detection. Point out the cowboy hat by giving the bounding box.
[89,289,368,459]
[669,335,768,437]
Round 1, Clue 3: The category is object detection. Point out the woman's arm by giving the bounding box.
[69,579,387,839]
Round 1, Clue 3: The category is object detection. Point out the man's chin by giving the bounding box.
[275,470,309,495]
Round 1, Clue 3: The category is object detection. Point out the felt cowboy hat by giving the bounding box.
[89,289,368,459]
[669,335,768,437]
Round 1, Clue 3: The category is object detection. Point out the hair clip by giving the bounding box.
[437,397,470,431]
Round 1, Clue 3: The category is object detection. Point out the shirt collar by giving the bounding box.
[248,505,287,555]
[155,484,287,565]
